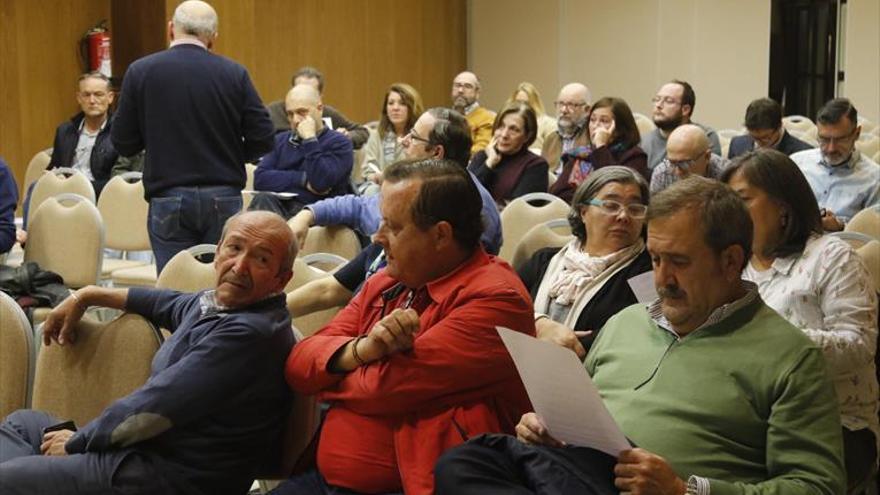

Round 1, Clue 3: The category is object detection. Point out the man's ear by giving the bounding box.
[720,244,746,282]
[433,221,454,249]
[275,269,293,292]
[431,144,445,159]
[682,104,693,119]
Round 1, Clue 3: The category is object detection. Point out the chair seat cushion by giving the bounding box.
[111,264,158,287]
[102,259,149,277]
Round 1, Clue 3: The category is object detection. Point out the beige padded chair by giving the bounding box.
[31,313,163,425]
[846,208,880,240]
[857,240,880,292]
[97,173,152,278]
[298,225,362,260]
[873,150,880,164]
[26,167,95,228]
[287,256,347,338]
[243,163,257,210]
[830,231,874,249]
[782,115,816,135]
[155,244,218,292]
[25,193,104,289]
[0,291,36,418]
[855,135,880,159]
[633,112,655,137]
[499,192,570,262]
[22,148,53,199]
[511,218,575,272]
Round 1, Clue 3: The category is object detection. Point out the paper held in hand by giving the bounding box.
[497,326,631,457]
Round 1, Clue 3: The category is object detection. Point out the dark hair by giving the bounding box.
[492,102,538,150]
[720,149,822,258]
[589,97,641,148]
[743,98,782,131]
[816,98,858,127]
[378,83,424,138]
[568,166,649,243]
[77,71,112,91]
[670,79,696,112]
[425,107,472,169]
[291,66,324,93]
[647,176,753,270]
[383,158,483,249]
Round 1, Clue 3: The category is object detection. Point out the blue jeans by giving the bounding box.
[148,185,241,273]
[0,409,164,495]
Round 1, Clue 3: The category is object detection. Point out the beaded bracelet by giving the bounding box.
[351,335,368,367]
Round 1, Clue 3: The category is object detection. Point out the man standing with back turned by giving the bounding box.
[112,0,274,273]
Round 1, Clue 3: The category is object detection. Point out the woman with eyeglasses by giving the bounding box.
[468,102,549,208]
[721,149,878,492]
[359,83,424,195]
[519,166,652,358]
[548,97,649,203]
[506,82,557,155]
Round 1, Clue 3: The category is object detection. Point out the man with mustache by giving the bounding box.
[641,80,721,170]
[435,177,845,495]
[790,98,879,231]
[452,71,495,155]
[541,82,592,176]
[0,211,296,495]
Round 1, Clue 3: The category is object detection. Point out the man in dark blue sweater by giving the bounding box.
[111,0,274,273]
[0,211,296,495]
[251,84,354,219]
[0,157,18,254]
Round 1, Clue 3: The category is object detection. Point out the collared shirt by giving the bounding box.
[169,38,207,49]
[646,281,760,338]
[463,101,480,116]
[790,148,880,223]
[649,153,727,194]
[744,234,879,435]
[72,117,108,180]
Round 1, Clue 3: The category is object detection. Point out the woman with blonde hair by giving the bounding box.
[507,82,556,154]
[360,82,424,195]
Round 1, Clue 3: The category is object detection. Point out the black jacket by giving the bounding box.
[727,130,813,159]
[48,111,119,195]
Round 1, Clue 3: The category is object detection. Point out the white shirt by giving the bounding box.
[744,234,879,435]
[790,148,880,223]
[72,118,107,181]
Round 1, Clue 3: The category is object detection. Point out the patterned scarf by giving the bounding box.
[548,238,644,305]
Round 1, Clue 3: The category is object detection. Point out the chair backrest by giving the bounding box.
[511,218,575,271]
[243,163,257,210]
[846,207,880,240]
[856,240,880,294]
[22,148,52,196]
[873,150,880,164]
[96,174,150,251]
[24,194,104,288]
[499,193,570,262]
[301,252,349,272]
[287,257,345,337]
[156,244,218,292]
[782,115,816,134]
[0,291,36,418]
[633,112,655,137]
[855,135,880,158]
[299,225,362,260]
[31,313,163,425]
[27,168,95,227]
[829,231,874,249]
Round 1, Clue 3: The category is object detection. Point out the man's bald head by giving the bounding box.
[558,83,592,107]
[666,124,712,177]
[220,211,297,272]
[171,0,218,44]
[556,83,592,135]
[452,71,481,111]
[285,84,324,133]
[287,84,321,107]
[668,124,710,154]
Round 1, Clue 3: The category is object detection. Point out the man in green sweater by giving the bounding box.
[435,176,845,495]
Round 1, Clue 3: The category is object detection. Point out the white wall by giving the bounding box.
[843,0,880,123]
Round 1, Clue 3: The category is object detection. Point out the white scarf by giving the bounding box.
[547,238,644,306]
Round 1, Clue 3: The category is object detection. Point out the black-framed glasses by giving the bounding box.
[662,155,702,171]
[554,101,587,110]
[404,129,431,145]
[817,127,858,146]
[586,199,648,219]
[651,96,681,106]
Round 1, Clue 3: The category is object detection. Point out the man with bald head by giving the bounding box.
[251,84,353,218]
[650,124,727,193]
[542,82,592,176]
[452,71,495,154]
[112,0,275,273]
[0,210,296,495]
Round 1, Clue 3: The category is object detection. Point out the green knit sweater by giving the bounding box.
[585,298,845,495]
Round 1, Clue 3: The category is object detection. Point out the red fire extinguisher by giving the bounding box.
[80,21,112,77]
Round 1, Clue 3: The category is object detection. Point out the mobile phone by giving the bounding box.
[42,420,77,435]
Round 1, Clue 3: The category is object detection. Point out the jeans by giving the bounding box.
[0,409,164,495]
[148,185,241,273]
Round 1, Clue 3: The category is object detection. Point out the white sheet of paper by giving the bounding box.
[241,190,299,199]
[497,326,630,457]
[627,270,658,303]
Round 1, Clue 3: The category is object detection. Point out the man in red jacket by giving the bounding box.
[276,158,535,495]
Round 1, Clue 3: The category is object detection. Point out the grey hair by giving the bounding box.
[173,1,218,40]
[567,166,649,243]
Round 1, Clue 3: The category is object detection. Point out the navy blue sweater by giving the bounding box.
[65,289,293,495]
[0,158,18,253]
[253,128,353,204]
[111,44,274,199]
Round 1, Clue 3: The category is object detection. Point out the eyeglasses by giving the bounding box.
[662,154,704,171]
[651,96,681,107]
[817,127,858,146]
[403,129,431,145]
[452,82,476,90]
[554,101,587,110]
[586,199,648,219]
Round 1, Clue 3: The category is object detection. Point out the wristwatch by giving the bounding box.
[686,476,698,495]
